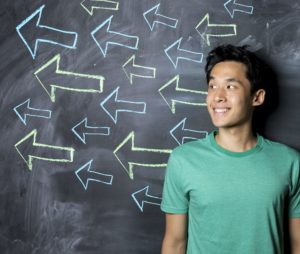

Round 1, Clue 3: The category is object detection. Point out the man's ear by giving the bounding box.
[252,89,266,106]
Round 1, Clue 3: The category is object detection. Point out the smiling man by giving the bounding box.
[161,45,300,254]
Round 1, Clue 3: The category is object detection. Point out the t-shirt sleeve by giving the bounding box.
[160,150,188,214]
[289,155,300,218]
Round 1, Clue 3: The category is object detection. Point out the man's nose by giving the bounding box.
[214,87,226,102]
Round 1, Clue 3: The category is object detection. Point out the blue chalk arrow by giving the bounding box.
[132,186,162,212]
[91,15,139,57]
[16,5,78,59]
[71,117,110,144]
[170,118,208,145]
[143,3,178,31]
[165,37,203,68]
[224,0,253,18]
[13,98,52,125]
[75,160,113,190]
[100,86,146,124]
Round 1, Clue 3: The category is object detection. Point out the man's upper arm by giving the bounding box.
[164,213,187,240]
[161,213,187,254]
[289,218,300,253]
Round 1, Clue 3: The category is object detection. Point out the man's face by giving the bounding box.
[206,61,256,130]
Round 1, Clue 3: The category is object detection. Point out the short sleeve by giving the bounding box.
[289,156,300,218]
[160,151,188,214]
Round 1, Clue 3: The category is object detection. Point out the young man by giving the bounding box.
[161,45,300,254]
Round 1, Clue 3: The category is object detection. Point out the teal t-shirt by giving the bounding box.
[161,132,300,254]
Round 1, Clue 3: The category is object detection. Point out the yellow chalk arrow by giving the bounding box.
[34,54,105,102]
[114,131,171,179]
[15,129,75,170]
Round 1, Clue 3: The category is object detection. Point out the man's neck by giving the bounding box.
[215,127,257,153]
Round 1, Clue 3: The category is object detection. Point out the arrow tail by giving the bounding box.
[89,170,113,185]
[116,100,146,114]
[178,48,203,63]
[109,31,139,50]
[27,107,52,119]
[234,3,253,14]
[38,25,78,49]
[156,14,178,28]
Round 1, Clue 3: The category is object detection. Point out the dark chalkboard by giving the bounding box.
[1,0,300,253]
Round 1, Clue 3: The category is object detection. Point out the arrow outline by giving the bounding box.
[75,159,113,190]
[81,0,119,15]
[71,117,110,144]
[113,131,171,179]
[195,13,237,46]
[224,0,254,18]
[15,129,75,170]
[16,4,78,59]
[34,54,105,102]
[91,15,139,57]
[164,37,203,68]
[100,86,146,124]
[170,117,208,145]
[13,98,52,125]
[122,55,156,84]
[131,185,162,212]
[158,75,207,114]
[143,3,178,31]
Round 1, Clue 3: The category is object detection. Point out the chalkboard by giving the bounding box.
[1,0,300,253]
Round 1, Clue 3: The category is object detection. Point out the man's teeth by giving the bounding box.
[214,108,228,113]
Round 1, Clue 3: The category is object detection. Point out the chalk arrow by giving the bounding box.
[158,75,207,114]
[34,54,104,102]
[16,4,78,59]
[170,118,208,145]
[15,129,74,171]
[132,186,162,212]
[165,37,203,68]
[75,160,113,190]
[81,0,119,15]
[122,55,156,84]
[143,3,178,31]
[224,0,253,18]
[13,98,52,125]
[114,132,171,180]
[195,13,236,46]
[71,117,110,144]
[100,87,146,124]
[91,15,139,57]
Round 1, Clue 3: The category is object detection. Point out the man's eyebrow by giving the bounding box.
[226,77,243,85]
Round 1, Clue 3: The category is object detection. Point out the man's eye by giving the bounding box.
[209,84,216,89]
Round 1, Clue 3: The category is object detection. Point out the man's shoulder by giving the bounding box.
[171,135,210,156]
[263,136,299,159]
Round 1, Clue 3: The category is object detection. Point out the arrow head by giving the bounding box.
[75,160,93,190]
[195,14,210,45]
[34,55,60,102]
[170,118,186,145]
[114,132,134,179]
[132,186,149,212]
[72,118,88,144]
[100,87,120,123]
[122,55,136,83]
[224,0,235,18]
[165,38,182,68]
[91,15,113,57]
[159,76,179,114]
[15,129,37,170]
[13,99,31,125]
[143,4,160,31]
[81,0,94,15]
[16,5,44,59]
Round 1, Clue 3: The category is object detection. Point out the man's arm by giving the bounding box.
[161,213,187,254]
[290,218,300,254]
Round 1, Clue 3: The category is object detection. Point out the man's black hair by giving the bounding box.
[205,44,266,94]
